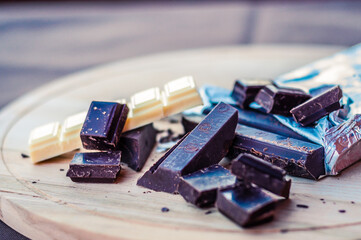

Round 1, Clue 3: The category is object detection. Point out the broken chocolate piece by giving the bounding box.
[231,78,273,109]
[181,115,205,133]
[178,165,236,207]
[255,85,311,115]
[116,123,156,171]
[229,124,324,180]
[290,86,343,126]
[66,151,121,183]
[231,153,291,198]
[81,101,129,150]
[137,102,238,193]
[216,184,277,227]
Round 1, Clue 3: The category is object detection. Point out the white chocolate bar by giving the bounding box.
[123,88,164,131]
[29,122,62,163]
[162,76,203,116]
[28,76,203,163]
[60,111,87,153]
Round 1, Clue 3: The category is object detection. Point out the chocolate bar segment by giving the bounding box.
[216,185,277,227]
[229,124,324,179]
[117,123,156,171]
[81,101,129,150]
[178,165,236,207]
[255,85,311,115]
[66,151,121,183]
[231,153,291,198]
[290,86,343,126]
[137,102,238,193]
[231,78,273,109]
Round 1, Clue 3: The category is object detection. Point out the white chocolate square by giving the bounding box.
[29,122,62,163]
[60,111,87,153]
[162,76,203,116]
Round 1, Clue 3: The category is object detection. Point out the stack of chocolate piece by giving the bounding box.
[137,102,291,227]
[66,101,157,182]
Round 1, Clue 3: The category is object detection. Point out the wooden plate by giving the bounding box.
[3,45,359,240]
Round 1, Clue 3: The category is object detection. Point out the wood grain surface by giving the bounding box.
[3,45,360,240]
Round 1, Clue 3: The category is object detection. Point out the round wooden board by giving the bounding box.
[2,45,361,240]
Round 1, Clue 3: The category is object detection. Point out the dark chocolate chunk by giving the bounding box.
[137,102,238,193]
[178,165,236,207]
[66,151,121,183]
[216,184,277,227]
[291,86,342,126]
[183,108,309,142]
[231,78,273,109]
[255,85,311,116]
[339,209,346,213]
[161,207,169,212]
[117,123,156,171]
[296,204,309,209]
[81,101,129,150]
[229,124,324,180]
[231,153,291,198]
[21,153,29,158]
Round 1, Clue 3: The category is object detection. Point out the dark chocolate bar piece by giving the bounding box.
[81,101,129,150]
[216,184,277,227]
[137,102,238,193]
[255,85,311,115]
[324,114,361,174]
[117,123,156,171]
[231,153,291,198]
[66,151,121,183]
[178,165,236,207]
[231,78,273,109]
[183,108,309,142]
[290,86,342,126]
[229,124,324,179]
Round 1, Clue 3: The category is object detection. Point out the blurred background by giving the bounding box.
[1,0,361,239]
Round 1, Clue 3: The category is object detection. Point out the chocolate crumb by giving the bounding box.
[128,190,130,193]
[339,209,346,213]
[351,201,355,204]
[59,169,64,171]
[280,229,289,234]
[161,207,169,212]
[296,204,309,209]
[205,210,213,215]
[21,153,29,158]
[167,129,174,136]
[169,119,179,124]
[320,198,324,201]
[173,192,179,195]
[32,181,37,184]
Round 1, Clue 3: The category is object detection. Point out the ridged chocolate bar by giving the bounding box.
[231,153,291,198]
[137,102,238,193]
[229,124,324,180]
[81,101,129,150]
[255,85,311,116]
[290,86,342,126]
[178,165,236,207]
[66,151,121,183]
[231,78,273,109]
[117,123,156,171]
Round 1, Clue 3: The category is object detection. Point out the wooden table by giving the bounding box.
[3,45,360,240]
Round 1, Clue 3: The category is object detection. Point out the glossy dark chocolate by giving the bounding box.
[81,101,129,150]
[229,124,324,180]
[117,124,156,171]
[216,184,277,227]
[137,102,238,193]
[231,153,291,198]
[290,86,342,126]
[66,151,121,183]
[231,78,273,109]
[255,85,311,115]
[178,165,236,207]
